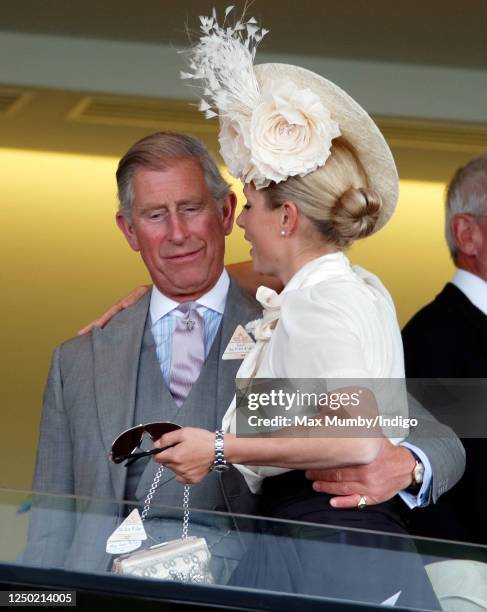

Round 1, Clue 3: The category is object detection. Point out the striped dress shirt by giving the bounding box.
[150,270,230,386]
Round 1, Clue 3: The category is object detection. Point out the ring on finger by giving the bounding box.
[357,495,367,510]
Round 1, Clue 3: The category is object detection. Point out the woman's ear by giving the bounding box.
[280,201,299,236]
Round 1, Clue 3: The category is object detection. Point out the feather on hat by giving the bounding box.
[181,6,398,232]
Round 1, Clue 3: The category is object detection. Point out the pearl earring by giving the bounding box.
[280,230,286,236]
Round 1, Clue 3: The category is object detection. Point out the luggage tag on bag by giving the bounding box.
[222,324,255,360]
[106,509,147,554]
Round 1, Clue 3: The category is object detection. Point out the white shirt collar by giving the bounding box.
[150,269,230,324]
[451,268,487,316]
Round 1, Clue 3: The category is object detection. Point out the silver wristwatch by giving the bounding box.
[210,429,229,472]
[412,459,425,487]
[407,457,425,493]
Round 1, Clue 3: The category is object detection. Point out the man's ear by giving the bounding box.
[221,192,238,236]
[451,214,480,257]
[116,212,140,252]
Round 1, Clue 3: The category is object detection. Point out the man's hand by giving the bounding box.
[77,285,151,335]
[305,440,416,508]
[153,427,215,484]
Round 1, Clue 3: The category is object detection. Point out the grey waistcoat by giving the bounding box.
[125,314,230,516]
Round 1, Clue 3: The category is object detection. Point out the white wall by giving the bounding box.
[2,31,487,122]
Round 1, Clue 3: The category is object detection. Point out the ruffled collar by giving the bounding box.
[246,251,351,341]
[245,285,282,341]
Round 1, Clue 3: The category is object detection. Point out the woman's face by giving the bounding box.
[237,183,282,276]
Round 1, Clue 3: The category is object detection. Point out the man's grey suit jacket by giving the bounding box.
[25,278,260,572]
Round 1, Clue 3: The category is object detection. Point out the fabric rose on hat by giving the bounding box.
[219,116,252,180]
[246,80,341,189]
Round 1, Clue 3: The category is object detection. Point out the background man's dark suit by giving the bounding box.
[403,283,487,544]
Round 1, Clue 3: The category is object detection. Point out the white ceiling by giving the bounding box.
[2,0,487,70]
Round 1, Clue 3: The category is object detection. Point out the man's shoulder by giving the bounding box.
[403,283,475,339]
[225,277,261,321]
[46,332,94,385]
[402,283,485,376]
[57,293,151,361]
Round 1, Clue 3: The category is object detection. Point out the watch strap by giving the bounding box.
[211,429,229,472]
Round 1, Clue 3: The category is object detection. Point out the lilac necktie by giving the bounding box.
[169,302,205,406]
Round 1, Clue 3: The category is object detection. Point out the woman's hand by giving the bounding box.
[77,285,151,335]
[153,427,215,484]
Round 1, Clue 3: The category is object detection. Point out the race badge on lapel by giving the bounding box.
[222,324,255,360]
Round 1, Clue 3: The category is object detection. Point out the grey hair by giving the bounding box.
[445,154,487,261]
[116,132,231,219]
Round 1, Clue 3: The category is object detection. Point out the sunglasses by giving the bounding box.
[109,421,181,467]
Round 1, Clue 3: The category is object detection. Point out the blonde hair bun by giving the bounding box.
[331,187,383,245]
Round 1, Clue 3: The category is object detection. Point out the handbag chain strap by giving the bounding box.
[141,465,191,540]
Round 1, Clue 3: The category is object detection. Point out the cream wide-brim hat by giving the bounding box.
[253,63,399,233]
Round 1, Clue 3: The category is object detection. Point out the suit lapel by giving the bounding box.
[92,293,151,499]
[216,278,260,422]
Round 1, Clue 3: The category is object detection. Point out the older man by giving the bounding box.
[403,155,487,544]
[26,133,261,578]
[26,132,464,577]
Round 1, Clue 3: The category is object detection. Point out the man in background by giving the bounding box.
[403,154,487,544]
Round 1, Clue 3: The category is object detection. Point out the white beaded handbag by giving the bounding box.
[112,466,214,584]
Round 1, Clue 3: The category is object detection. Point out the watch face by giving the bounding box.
[414,461,425,484]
